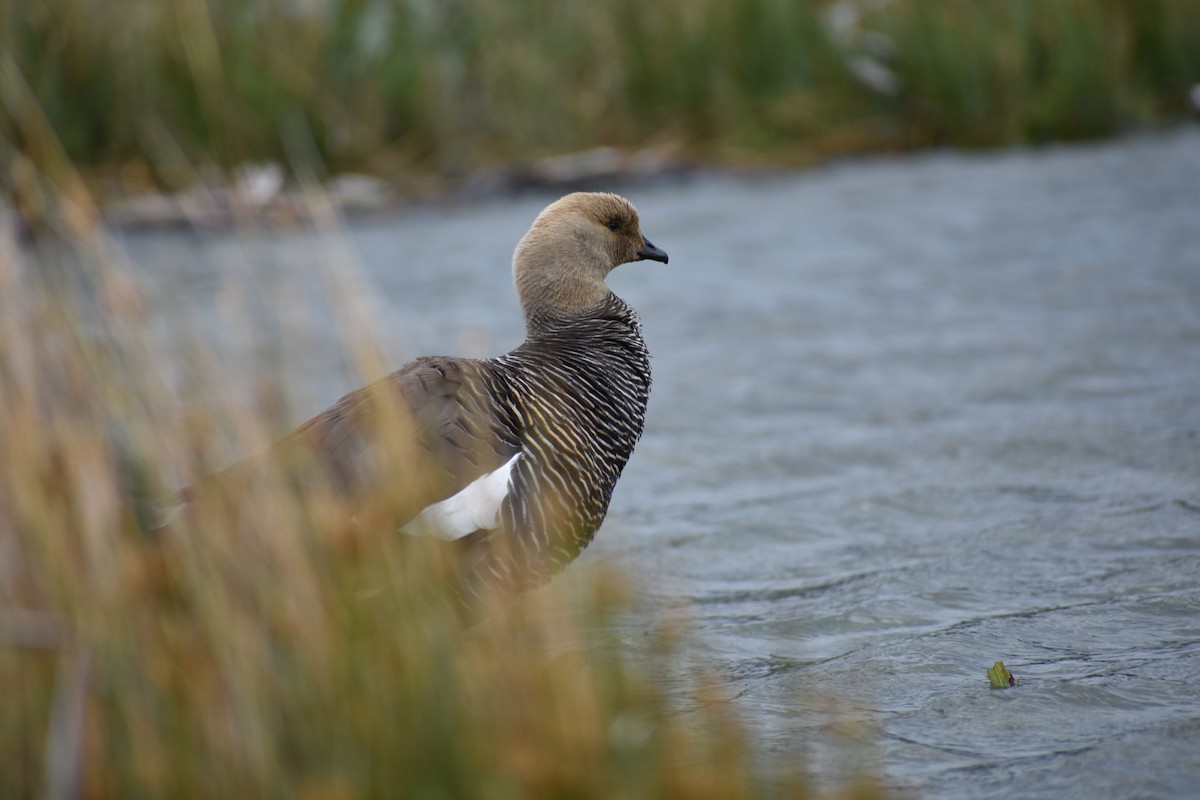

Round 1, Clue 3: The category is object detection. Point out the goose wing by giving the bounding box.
[292,356,522,532]
[181,357,521,536]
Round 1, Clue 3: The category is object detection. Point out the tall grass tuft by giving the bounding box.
[3,0,1197,193]
[0,169,874,796]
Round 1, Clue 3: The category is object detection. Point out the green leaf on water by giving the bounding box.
[987,660,1016,688]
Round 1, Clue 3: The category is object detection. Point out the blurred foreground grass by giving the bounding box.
[2,0,1198,196]
[0,197,880,797]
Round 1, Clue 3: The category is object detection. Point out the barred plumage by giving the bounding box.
[179,192,667,605]
[476,296,654,593]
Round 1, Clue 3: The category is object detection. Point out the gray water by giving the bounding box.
[119,129,1200,798]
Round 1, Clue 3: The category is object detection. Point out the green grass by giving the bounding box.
[3,0,1196,196]
[878,0,1200,146]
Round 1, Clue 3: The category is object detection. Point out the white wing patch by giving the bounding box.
[399,452,522,541]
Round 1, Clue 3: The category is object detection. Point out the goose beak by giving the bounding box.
[636,238,669,264]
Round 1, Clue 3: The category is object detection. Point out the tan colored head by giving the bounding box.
[513,192,668,327]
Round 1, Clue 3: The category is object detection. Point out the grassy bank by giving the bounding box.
[0,210,883,797]
[3,0,1198,195]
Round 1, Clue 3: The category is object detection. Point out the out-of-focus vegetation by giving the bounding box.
[2,0,1198,192]
[0,220,864,797]
[880,0,1200,144]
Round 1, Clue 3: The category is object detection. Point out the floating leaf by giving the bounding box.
[987,660,1015,688]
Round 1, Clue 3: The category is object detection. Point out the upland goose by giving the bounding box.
[179,192,666,603]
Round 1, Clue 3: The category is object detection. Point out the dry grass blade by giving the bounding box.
[0,609,69,652]
[41,653,90,800]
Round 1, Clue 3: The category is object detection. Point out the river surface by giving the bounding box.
[115,129,1200,798]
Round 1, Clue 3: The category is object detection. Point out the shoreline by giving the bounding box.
[9,123,1197,237]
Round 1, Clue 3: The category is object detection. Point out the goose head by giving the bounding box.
[513,192,667,327]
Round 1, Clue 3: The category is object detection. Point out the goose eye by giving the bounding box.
[607,220,621,232]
